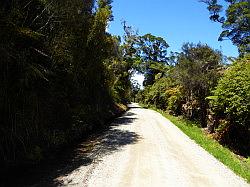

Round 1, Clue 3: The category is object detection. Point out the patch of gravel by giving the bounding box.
[56,103,250,187]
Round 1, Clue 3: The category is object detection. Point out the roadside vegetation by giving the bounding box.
[0,0,135,168]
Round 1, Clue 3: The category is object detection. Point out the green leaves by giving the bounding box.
[176,43,222,96]
[202,0,250,55]
[1,0,134,166]
[211,56,250,127]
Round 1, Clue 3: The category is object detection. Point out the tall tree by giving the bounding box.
[0,0,132,167]
[201,0,250,55]
[175,43,223,127]
[138,34,169,86]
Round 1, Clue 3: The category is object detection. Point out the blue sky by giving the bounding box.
[108,0,239,58]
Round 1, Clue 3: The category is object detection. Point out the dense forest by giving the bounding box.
[0,0,134,167]
[0,0,249,171]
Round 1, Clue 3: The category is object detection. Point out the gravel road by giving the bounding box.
[55,103,249,187]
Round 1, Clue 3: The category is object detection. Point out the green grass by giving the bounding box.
[141,104,250,183]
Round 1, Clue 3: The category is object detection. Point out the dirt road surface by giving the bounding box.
[52,103,249,187]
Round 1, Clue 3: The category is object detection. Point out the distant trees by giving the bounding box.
[121,22,171,87]
[138,43,223,125]
[131,80,141,102]
[138,34,169,86]
[201,0,250,55]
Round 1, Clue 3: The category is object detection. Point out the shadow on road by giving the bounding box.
[3,110,140,187]
[112,116,136,125]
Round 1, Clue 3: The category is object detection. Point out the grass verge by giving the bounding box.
[141,104,250,183]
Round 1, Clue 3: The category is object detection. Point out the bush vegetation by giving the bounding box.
[0,0,133,167]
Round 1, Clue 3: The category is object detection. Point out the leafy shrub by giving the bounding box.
[211,56,250,128]
[137,77,184,114]
[165,86,183,114]
[210,55,250,155]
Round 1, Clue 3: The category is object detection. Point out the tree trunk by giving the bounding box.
[200,98,207,128]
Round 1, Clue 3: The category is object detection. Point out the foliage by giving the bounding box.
[122,30,170,86]
[144,78,171,109]
[175,43,223,126]
[165,85,183,114]
[202,0,250,54]
[211,56,250,127]
[138,34,169,86]
[208,55,250,154]
[0,0,131,166]
[137,43,223,126]
[130,80,141,102]
[137,77,184,115]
